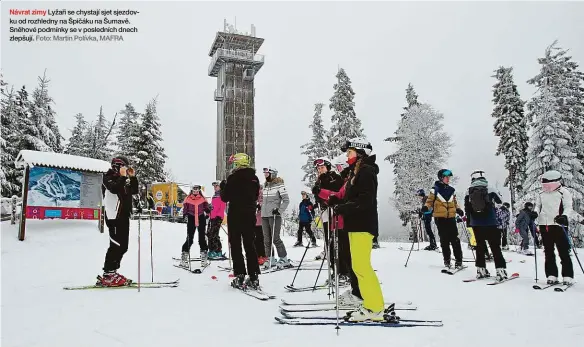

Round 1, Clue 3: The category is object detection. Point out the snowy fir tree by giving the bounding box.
[525,40,584,217]
[523,81,584,209]
[87,107,115,161]
[1,81,22,197]
[130,98,167,185]
[405,83,419,109]
[16,85,50,153]
[327,68,366,159]
[491,66,529,213]
[116,103,140,160]
[29,72,63,153]
[300,103,329,188]
[386,85,451,225]
[64,113,90,157]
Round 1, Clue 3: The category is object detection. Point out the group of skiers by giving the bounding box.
[96,146,583,322]
[415,168,583,285]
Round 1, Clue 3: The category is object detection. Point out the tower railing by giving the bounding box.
[208,48,265,76]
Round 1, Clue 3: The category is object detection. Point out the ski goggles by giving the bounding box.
[262,168,270,173]
[191,186,201,190]
[211,181,220,186]
[313,158,328,167]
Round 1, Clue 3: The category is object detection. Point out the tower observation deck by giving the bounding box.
[209,20,265,180]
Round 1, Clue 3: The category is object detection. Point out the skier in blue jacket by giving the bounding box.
[295,191,317,247]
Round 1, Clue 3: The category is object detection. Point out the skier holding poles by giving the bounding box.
[536,170,584,285]
[329,138,385,322]
[98,156,139,287]
[220,153,262,289]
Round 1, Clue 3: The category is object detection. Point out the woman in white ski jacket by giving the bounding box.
[537,170,584,285]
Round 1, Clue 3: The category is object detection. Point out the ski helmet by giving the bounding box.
[211,180,221,187]
[524,202,534,209]
[229,153,251,169]
[437,169,453,180]
[541,170,562,183]
[341,138,373,156]
[111,155,129,170]
[470,170,486,181]
[191,184,201,191]
[262,166,278,178]
[313,157,332,171]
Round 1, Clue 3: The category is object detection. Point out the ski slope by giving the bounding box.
[2,219,583,347]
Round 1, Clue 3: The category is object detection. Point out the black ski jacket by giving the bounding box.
[220,167,260,213]
[336,155,379,236]
[102,169,139,220]
[314,171,344,210]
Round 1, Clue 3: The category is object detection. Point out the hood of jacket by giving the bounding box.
[363,154,379,174]
[264,176,284,187]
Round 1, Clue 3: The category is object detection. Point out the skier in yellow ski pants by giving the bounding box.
[349,232,384,312]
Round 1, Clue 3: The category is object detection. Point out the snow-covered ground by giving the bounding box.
[2,219,583,347]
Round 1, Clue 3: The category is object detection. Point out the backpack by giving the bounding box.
[469,186,491,216]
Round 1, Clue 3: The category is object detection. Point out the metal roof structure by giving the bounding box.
[15,150,110,173]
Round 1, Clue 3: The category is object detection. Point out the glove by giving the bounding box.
[554,215,569,226]
[456,217,463,223]
[312,184,321,196]
[456,208,464,217]
[219,180,226,190]
[328,195,341,206]
[272,208,280,216]
[515,228,520,234]
[208,205,214,211]
[421,206,429,213]
[256,203,261,212]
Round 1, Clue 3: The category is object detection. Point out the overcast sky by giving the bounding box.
[3,1,583,238]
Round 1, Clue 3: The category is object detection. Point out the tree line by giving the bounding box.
[1,71,167,198]
[299,40,584,230]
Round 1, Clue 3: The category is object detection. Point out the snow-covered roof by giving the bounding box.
[15,150,111,173]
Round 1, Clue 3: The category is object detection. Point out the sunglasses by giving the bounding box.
[263,168,270,173]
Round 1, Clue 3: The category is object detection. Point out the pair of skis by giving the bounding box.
[63,278,179,290]
[462,272,520,285]
[533,282,575,292]
[441,265,468,275]
[276,300,442,327]
[279,300,418,313]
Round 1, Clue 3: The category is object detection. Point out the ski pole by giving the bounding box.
[561,225,584,275]
[290,211,324,288]
[404,235,416,267]
[326,209,333,297]
[138,213,141,292]
[533,227,538,282]
[332,213,340,334]
[150,209,154,282]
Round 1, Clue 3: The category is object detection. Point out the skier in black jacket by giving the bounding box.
[98,156,139,287]
[312,157,343,261]
[332,138,385,322]
[220,153,262,290]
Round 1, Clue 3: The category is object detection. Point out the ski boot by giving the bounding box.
[97,270,129,287]
[293,241,303,247]
[180,251,189,268]
[502,245,510,251]
[546,276,560,285]
[424,244,438,251]
[258,256,267,265]
[230,274,246,289]
[443,261,452,272]
[200,250,209,268]
[454,261,464,270]
[244,275,261,290]
[262,257,277,270]
[311,238,318,248]
[372,241,380,249]
[495,268,508,282]
[382,303,400,322]
[345,305,384,322]
[338,289,362,308]
[476,267,490,279]
[276,257,293,269]
[563,277,573,285]
[338,274,350,286]
[314,250,326,260]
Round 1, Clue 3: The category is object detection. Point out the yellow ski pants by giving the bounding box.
[349,232,384,312]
